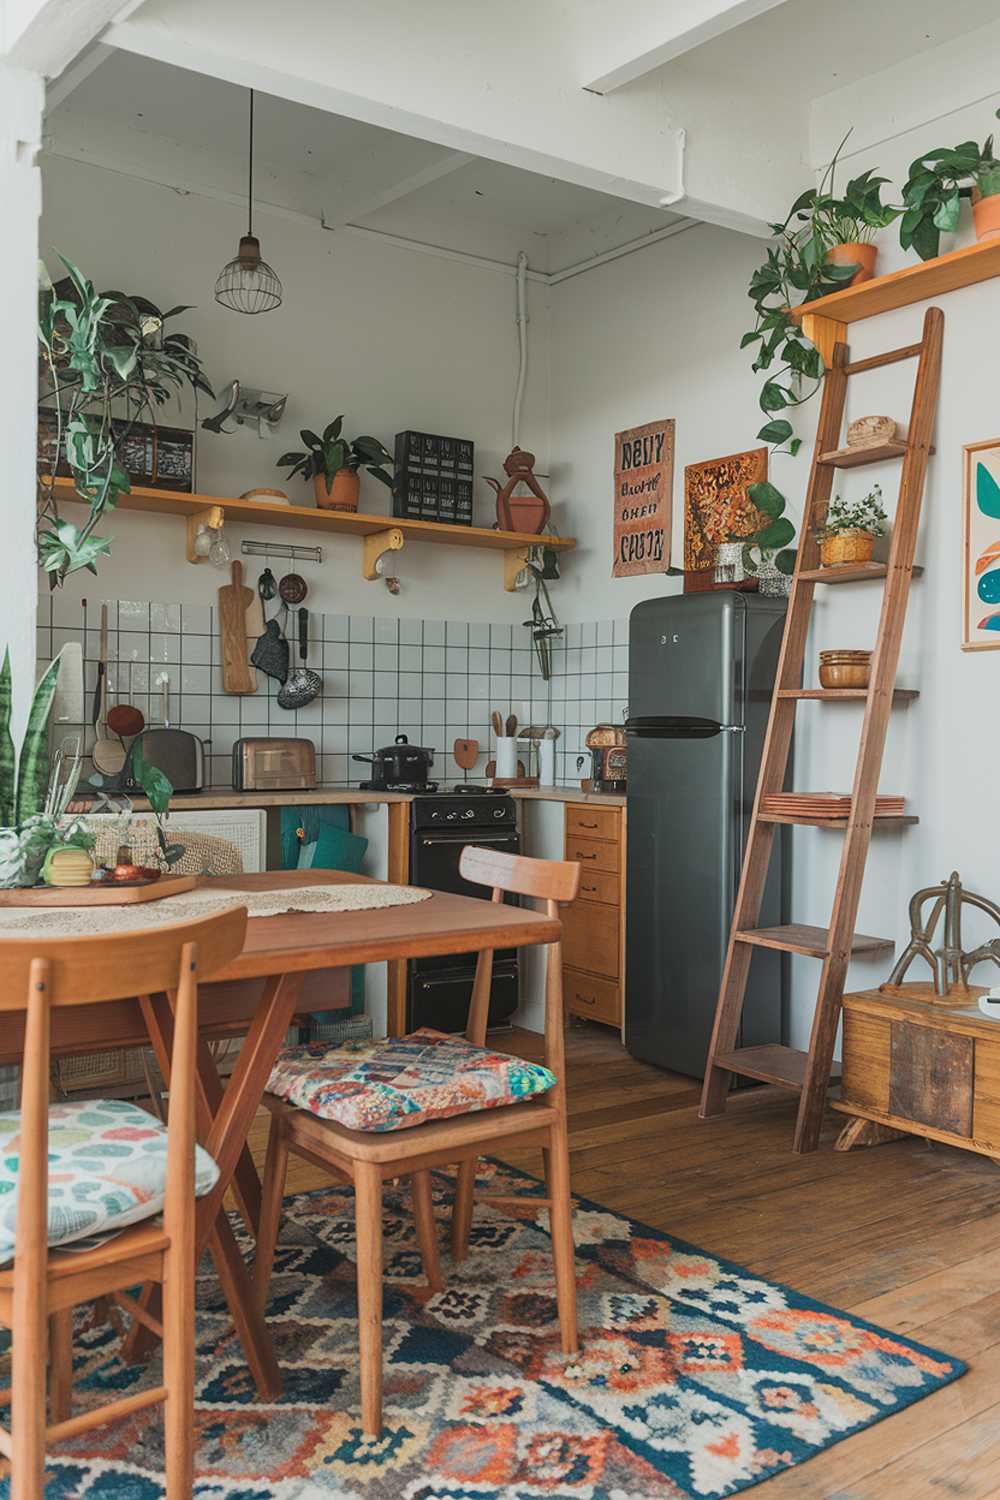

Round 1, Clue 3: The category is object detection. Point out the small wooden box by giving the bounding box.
[834,987,1000,1157]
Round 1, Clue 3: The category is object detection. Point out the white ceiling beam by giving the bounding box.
[43,38,112,111]
[323,149,473,230]
[2,0,141,79]
[581,0,794,94]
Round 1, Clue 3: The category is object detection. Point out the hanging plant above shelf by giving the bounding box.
[742,134,899,458]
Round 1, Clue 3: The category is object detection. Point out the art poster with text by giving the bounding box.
[613,418,674,578]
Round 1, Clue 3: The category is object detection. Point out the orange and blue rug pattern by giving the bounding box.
[6,1162,964,1497]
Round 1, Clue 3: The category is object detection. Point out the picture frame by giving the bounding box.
[683,447,768,592]
[962,437,1000,651]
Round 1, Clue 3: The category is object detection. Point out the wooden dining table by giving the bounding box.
[0,869,562,1398]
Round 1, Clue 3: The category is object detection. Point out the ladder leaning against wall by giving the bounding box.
[699,304,944,1154]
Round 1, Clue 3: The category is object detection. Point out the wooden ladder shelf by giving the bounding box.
[699,305,944,1154]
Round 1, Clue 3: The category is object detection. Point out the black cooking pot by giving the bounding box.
[352,734,435,784]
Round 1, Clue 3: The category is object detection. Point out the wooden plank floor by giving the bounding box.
[248,1023,1000,1499]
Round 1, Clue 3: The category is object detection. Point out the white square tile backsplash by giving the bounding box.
[37,595,630,789]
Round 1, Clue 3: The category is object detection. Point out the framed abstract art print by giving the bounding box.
[963,437,1000,650]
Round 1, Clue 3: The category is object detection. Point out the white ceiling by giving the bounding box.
[44,49,684,273]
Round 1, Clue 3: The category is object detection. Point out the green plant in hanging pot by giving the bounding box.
[900,110,1000,259]
[742,133,898,459]
[740,480,798,596]
[278,417,393,512]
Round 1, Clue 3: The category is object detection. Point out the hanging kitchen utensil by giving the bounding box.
[277,607,322,709]
[251,619,290,682]
[278,572,308,606]
[218,560,257,693]
[92,603,108,729]
[258,567,277,601]
[92,660,126,776]
[106,659,145,743]
[453,738,479,771]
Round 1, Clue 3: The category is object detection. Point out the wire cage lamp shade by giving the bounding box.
[215,90,283,315]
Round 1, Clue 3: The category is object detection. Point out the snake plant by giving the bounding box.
[0,648,62,828]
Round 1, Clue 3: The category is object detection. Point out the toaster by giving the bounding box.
[232,737,317,791]
[125,728,206,792]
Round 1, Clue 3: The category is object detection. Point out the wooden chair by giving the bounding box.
[0,907,247,1500]
[255,845,581,1436]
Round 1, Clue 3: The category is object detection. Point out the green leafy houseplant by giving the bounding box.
[741,481,798,577]
[900,110,1000,260]
[37,257,213,585]
[278,417,393,494]
[817,485,888,541]
[742,136,898,459]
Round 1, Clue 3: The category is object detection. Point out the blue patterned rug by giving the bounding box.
[3,1161,964,1497]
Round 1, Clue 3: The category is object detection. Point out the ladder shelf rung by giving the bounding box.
[778,688,919,702]
[818,440,908,468]
[758,811,919,829]
[735,923,894,959]
[796,563,925,585]
[714,1045,810,1090]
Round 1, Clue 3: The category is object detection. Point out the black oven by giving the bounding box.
[408,791,519,1033]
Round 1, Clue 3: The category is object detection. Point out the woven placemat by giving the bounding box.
[0,883,432,938]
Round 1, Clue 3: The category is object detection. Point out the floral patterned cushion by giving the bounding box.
[0,1098,220,1264]
[266,1028,557,1133]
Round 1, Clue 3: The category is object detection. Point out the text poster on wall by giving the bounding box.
[613,418,674,578]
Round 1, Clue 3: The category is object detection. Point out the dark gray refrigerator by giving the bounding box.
[624,591,788,1077]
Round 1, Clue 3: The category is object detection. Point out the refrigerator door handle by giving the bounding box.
[625,715,726,739]
[719,725,746,733]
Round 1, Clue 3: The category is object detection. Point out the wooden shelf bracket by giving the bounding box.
[361,527,404,581]
[185,505,225,565]
[503,546,532,592]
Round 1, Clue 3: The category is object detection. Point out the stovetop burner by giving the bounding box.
[358,780,439,794]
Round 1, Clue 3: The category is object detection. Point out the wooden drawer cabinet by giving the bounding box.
[566,833,619,875]
[563,968,620,1027]
[562,802,626,1028]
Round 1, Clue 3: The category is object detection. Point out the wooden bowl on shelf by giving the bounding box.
[819,649,871,689]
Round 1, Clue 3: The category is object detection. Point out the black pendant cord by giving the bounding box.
[247,89,255,239]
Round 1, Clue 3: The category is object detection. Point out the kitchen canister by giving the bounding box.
[539,736,556,786]
[495,736,518,778]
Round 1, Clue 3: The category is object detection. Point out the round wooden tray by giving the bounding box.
[0,874,197,907]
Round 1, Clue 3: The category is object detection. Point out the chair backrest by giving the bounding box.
[1,907,247,1289]
[458,846,580,1083]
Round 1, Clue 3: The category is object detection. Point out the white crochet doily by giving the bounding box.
[0,882,432,938]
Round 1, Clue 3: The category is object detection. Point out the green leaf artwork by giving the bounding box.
[976,461,1000,519]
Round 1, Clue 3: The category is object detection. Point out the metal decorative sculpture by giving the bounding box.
[881,871,1000,1002]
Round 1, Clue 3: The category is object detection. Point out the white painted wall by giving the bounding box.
[0,61,43,740]
[38,152,553,623]
[547,189,1000,1050]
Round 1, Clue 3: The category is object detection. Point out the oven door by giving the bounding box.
[409,828,520,974]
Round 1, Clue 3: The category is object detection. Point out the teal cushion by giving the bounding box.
[313,820,368,874]
[0,1098,219,1263]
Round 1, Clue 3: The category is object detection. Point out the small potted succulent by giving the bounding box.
[741,480,797,595]
[817,485,888,567]
[900,109,1000,259]
[278,417,393,512]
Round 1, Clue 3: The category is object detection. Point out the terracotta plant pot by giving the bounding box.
[972,188,1000,243]
[503,494,549,533]
[820,528,875,567]
[314,468,360,512]
[825,242,878,285]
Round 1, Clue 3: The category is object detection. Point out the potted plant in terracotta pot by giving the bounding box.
[812,162,899,285]
[817,485,888,568]
[278,417,393,512]
[900,109,1000,258]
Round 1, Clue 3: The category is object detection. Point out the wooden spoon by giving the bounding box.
[491,711,504,737]
[505,713,518,737]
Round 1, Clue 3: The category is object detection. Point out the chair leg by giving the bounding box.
[354,1162,384,1437]
[255,1115,290,1310]
[162,1232,195,1498]
[48,1309,73,1424]
[410,1171,443,1291]
[12,1275,48,1500]
[546,1120,578,1355]
[450,1159,476,1262]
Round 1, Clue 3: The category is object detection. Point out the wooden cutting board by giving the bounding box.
[218,560,257,694]
[0,874,197,906]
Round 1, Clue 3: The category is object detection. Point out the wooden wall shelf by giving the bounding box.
[790,238,1000,327]
[52,478,575,592]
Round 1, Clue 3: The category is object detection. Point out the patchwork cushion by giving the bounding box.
[0,1098,220,1264]
[266,1028,557,1133]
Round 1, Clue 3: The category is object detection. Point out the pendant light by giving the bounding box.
[214,89,283,315]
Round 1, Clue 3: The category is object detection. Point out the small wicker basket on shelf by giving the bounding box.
[820,528,876,567]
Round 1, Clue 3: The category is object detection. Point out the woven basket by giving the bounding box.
[820,528,875,567]
[84,818,244,877]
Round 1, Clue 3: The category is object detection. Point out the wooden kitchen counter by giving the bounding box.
[107,785,626,812]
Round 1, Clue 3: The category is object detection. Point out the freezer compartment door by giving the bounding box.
[624,727,782,1077]
[629,592,745,726]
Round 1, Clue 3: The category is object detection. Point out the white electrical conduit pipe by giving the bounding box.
[512,250,529,450]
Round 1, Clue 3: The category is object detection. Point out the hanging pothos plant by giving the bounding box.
[742,135,898,459]
[37,256,213,586]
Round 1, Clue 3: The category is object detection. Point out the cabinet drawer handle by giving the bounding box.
[576,852,598,861]
[578,819,599,829]
[581,883,598,893]
[574,992,597,1006]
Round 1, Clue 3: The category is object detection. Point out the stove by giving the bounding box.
[407,785,520,1033]
[358,779,439,794]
